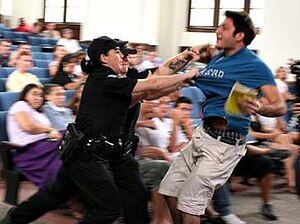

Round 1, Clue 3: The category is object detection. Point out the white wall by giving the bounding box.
[81,0,160,44]
[260,0,300,71]
[9,0,43,27]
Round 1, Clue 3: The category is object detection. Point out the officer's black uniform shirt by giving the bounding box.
[75,65,137,142]
[121,68,153,143]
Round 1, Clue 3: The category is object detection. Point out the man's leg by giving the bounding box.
[181,212,201,224]
[164,196,182,224]
[1,166,77,224]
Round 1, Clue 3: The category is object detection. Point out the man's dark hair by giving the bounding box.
[44,83,61,96]
[174,96,192,108]
[225,10,257,46]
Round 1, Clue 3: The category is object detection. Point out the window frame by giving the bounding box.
[187,0,253,32]
[43,0,83,23]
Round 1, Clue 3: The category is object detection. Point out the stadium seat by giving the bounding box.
[0,111,8,141]
[0,67,15,78]
[28,68,49,78]
[39,78,52,85]
[31,46,42,52]
[34,59,50,68]
[0,78,7,92]
[0,92,19,111]
[27,36,43,46]
[32,52,53,60]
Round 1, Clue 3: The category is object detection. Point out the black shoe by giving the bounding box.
[261,204,278,220]
[0,207,16,224]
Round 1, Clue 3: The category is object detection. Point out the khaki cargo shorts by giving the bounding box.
[159,126,246,215]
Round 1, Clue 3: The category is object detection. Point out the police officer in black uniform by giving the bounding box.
[1,36,199,224]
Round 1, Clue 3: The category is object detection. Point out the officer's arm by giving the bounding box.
[132,69,197,93]
[154,45,210,76]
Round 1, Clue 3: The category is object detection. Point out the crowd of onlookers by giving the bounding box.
[0,16,300,224]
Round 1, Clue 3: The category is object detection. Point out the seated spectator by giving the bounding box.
[7,84,62,189]
[275,66,296,102]
[292,102,300,197]
[6,51,42,92]
[52,54,86,90]
[28,22,44,37]
[168,96,194,153]
[232,144,281,220]
[14,17,33,33]
[250,112,299,193]
[48,45,67,77]
[67,82,85,115]
[42,23,61,39]
[287,101,300,144]
[136,100,172,224]
[0,38,12,67]
[140,50,162,69]
[57,28,81,53]
[43,84,74,130]
[73,50,87,77]
[8,42,32,67]
[128,53,145,72]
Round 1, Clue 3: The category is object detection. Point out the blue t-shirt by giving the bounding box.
[195,47,275,135]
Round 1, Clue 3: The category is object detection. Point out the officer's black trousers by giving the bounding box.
[9,151,150,224]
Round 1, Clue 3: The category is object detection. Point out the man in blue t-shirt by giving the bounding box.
[159,11,286,224]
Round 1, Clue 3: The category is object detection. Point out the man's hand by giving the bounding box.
[189,44,217,63]
[237,96,261,115]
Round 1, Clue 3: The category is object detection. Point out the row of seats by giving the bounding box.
[0,30,58,46]
[0,67,49,78]
[0,90,76,111]
[11,45,44,52]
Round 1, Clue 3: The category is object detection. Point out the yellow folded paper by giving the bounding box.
[225,82,258,116]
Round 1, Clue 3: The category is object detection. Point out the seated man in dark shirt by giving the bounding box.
[52,53,86,90]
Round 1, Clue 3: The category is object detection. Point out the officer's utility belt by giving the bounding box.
[59,123,85,164]
[84,136,133,160]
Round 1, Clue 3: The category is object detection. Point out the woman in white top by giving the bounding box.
[7,84,62,189]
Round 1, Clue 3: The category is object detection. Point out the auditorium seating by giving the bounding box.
[0,110,26,205]
[34,59,51,68]
[32,52,53,60]
[0,92,19,111]
[0,78,6,92]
